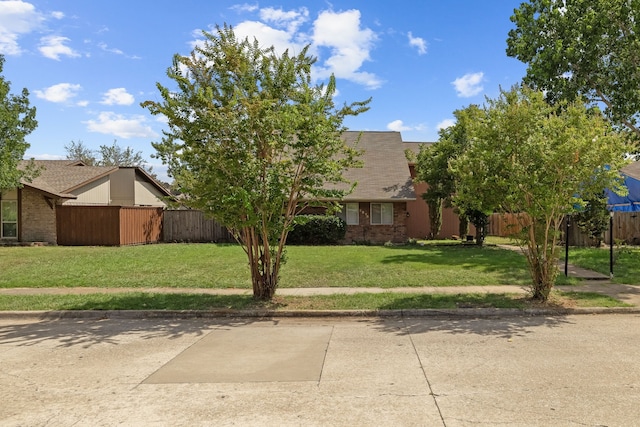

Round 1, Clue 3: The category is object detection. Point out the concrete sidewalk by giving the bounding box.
[2,315,640,426]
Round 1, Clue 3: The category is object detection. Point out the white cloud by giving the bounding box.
[387,120,427,132]
[387,120,412,132]
[38,35,80,60]
[101,88,135,106]
[260,7,308,33]
[452,72,484,97]
[28,152,65,160]
[0,0,44,55]
[437,119,456,130]
[192,7,381,90]
[408,32,427,55]
[312,9,381,89]
[34,83,82,103]
[51,11,64,19]
[84,112,158,139]
[98,42,123,55]
[230,3,258,13]
[233,20,305,55]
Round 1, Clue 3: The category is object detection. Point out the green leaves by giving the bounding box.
[507,0,640,148]
[142,25,369,299]
[451,85,628,300]
[0,55,38,191]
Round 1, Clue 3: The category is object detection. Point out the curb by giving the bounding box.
[2,306,640,321]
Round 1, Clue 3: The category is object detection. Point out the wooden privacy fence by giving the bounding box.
[605,211,640,244]
[488,213,526,237]
[162,210,234,243]
[489,212,640,245]
[57,206,163,246]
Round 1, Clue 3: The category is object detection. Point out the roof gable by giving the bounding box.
[19,160,172,199]
[337,131,416,201]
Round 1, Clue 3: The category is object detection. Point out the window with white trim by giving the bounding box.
[1,200,18,238]
[370,203,393,225]
[338,203,359,225]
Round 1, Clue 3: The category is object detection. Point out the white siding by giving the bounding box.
[64,176,110,205]
[134,176,167,206]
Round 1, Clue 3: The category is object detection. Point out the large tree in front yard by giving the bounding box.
[142,26,369,300]
[0,55,38,190]
[507,0,640,150]
[452,86,627,301]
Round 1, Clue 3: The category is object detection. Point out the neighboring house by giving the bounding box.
[605,160,640,244]
[0,160,172,245]
[306,131,471,244]
[332,131,417,244]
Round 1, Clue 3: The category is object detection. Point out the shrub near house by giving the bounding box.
[288,215,346,245]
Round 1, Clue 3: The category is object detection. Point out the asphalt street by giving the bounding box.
[1,313,640,426]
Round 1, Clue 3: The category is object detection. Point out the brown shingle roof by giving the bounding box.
[337,131,416,201]
[622,160,640,180]
[19,160,117,198]
[19,160,172,199]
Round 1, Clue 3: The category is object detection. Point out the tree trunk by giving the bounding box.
[458,214,469,240]
[427,198,442,239]
[528,256,556,301]
[242,226,282,301]
[523,220,559,302]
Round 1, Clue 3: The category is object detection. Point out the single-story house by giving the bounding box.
[0,160,172,245]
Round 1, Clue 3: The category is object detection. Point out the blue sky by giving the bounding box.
[0,0,528,181]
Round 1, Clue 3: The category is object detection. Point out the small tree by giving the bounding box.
[452,86,626,301]
[0,55,38,190]
[142,25,369,300]
[414,105,482,240]
[573,193,610,247]
[65,139,152,173]
[97,140,147,168]
[465,209,489,246]
[64,140,97,165]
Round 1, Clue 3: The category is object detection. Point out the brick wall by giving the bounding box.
[344,202,407,244]
[20,188,57,244]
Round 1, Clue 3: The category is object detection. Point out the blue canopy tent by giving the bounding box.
[606,161,640,276]
[606,167,640,212]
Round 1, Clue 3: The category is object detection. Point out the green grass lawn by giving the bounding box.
[563,246,640,284]
[0,242,545,289]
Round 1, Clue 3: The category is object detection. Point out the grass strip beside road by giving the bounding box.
[0,291,628,311]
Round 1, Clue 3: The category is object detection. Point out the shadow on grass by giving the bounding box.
[380,244,531,282]
[377,293,530,310]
